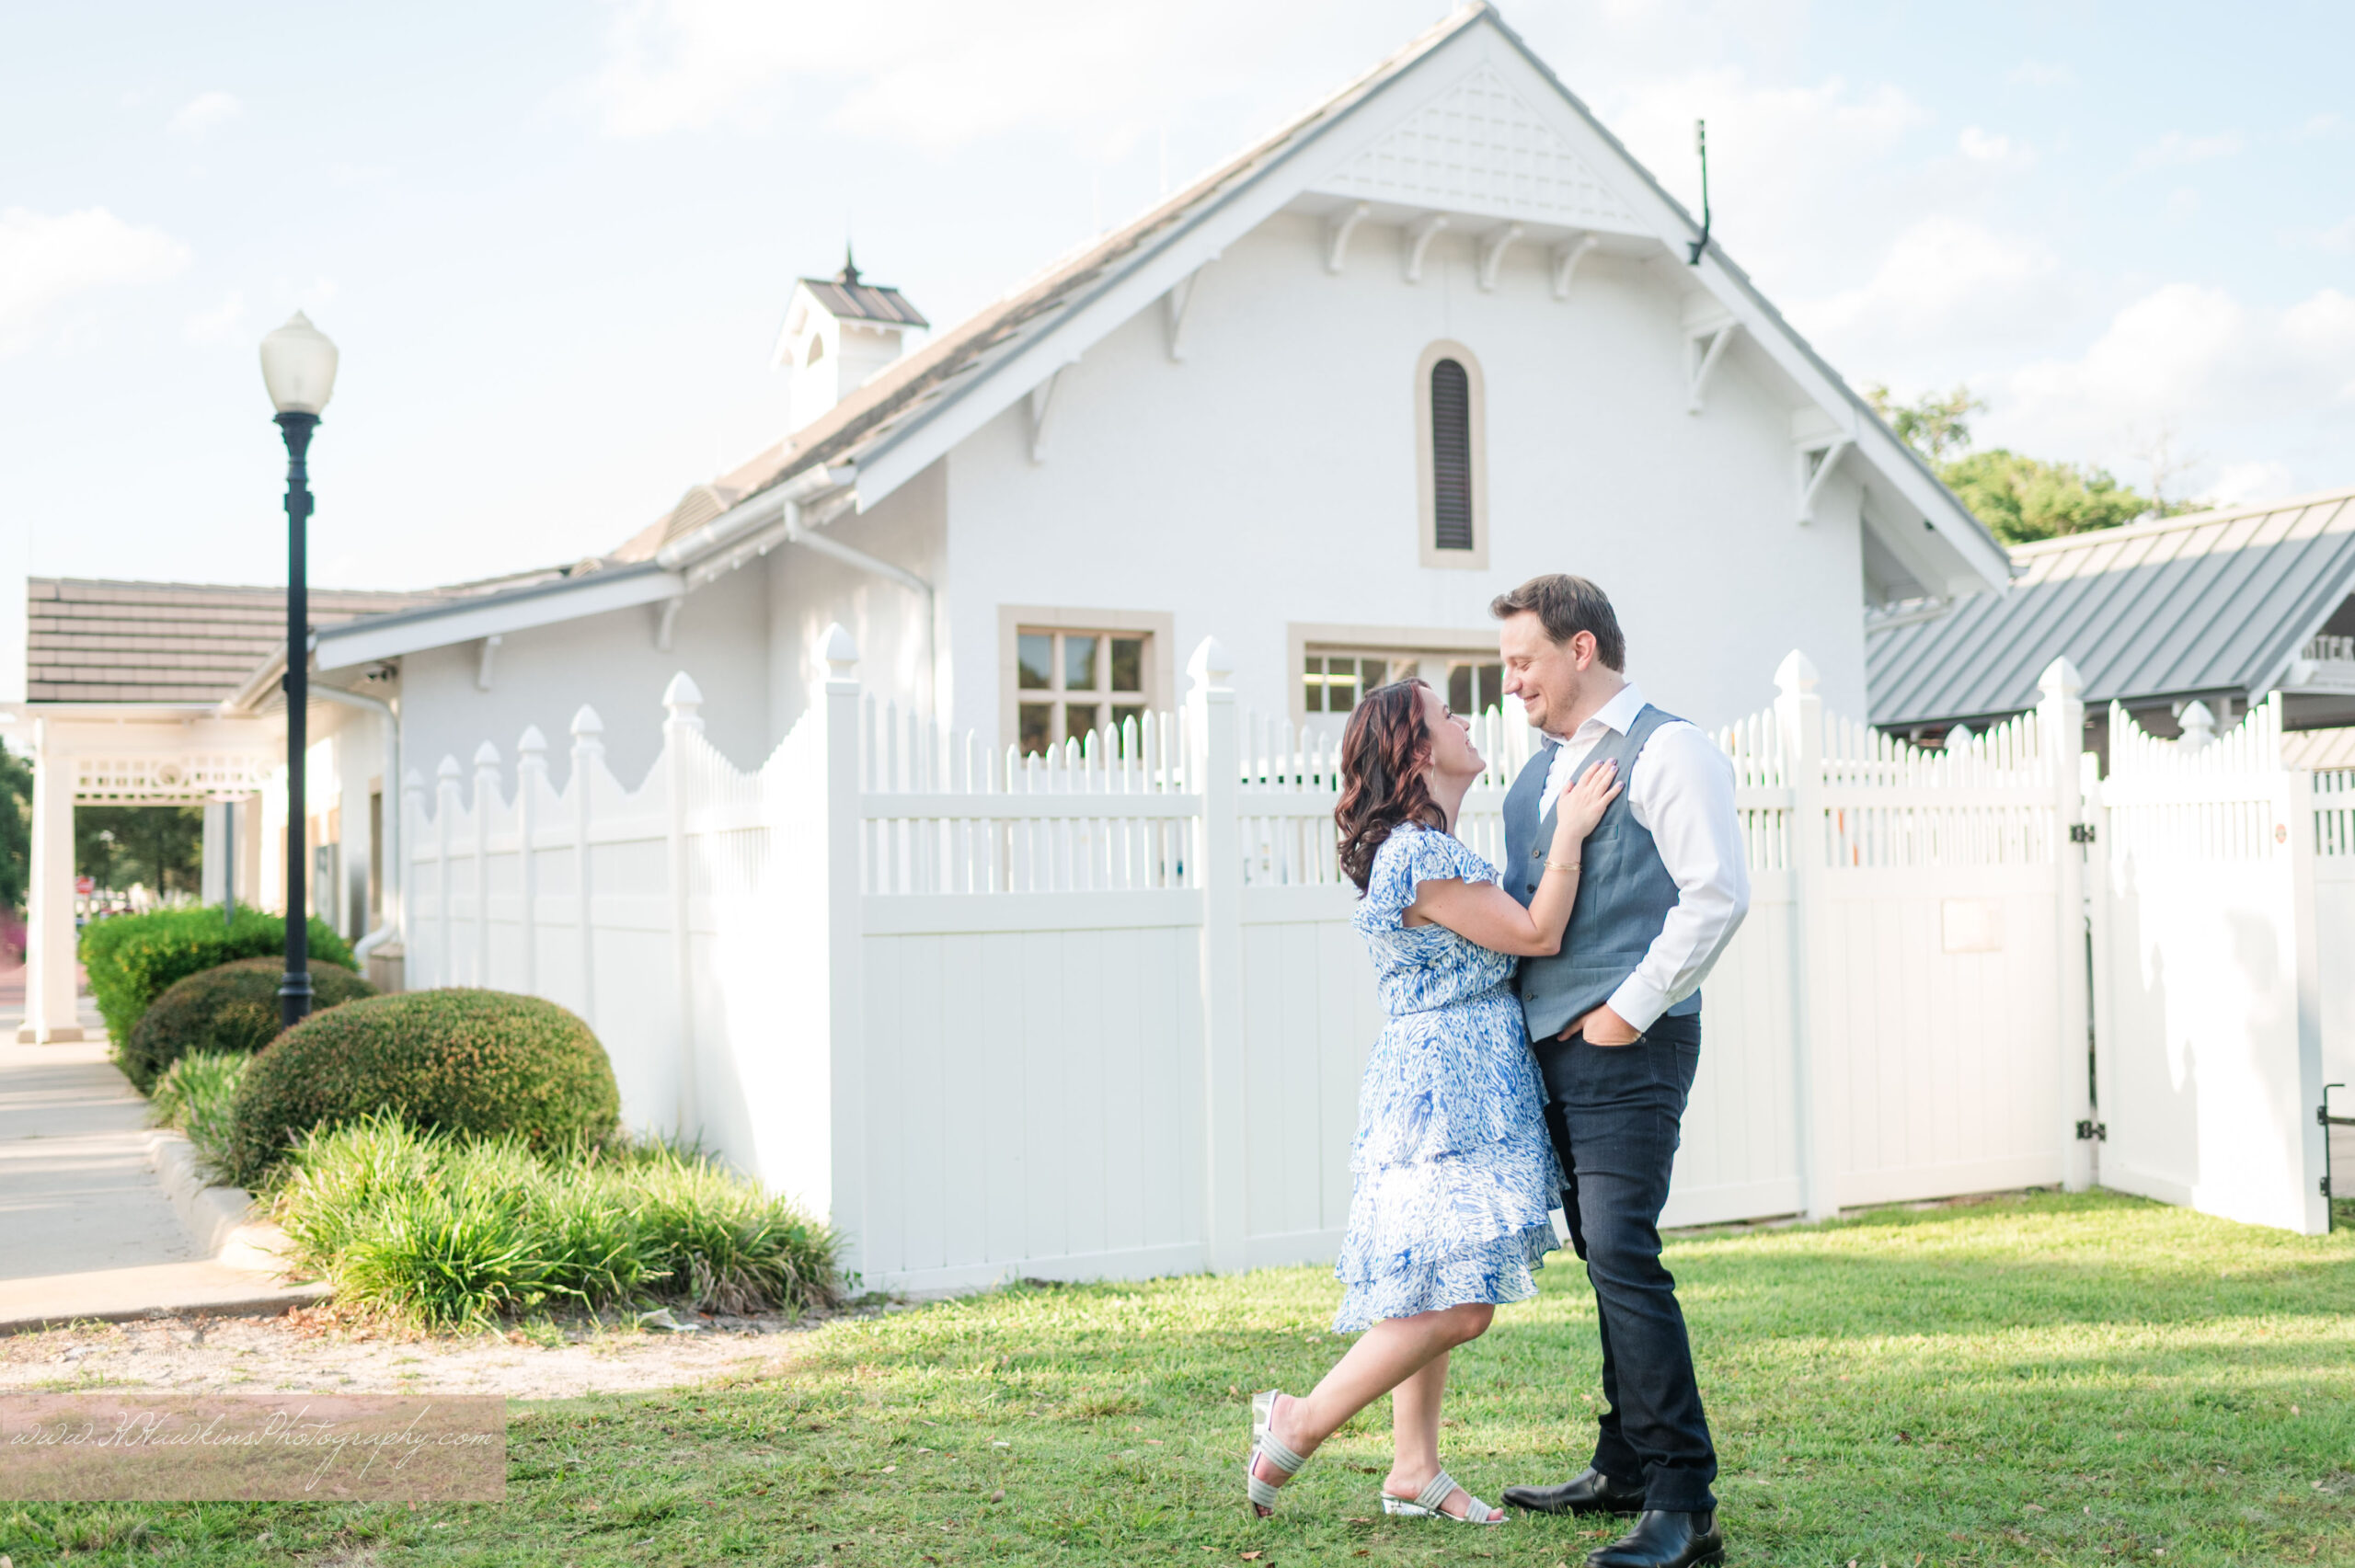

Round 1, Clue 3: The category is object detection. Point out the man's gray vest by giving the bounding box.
[1503,704,1701,1041]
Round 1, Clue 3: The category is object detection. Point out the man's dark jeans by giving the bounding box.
[1533,1013,1716,1513]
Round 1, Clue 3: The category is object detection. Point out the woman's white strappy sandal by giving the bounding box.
[1382,1469,1503,1525]
[1245,1390,1311,1516]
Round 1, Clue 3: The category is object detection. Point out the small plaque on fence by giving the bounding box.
[1940,898,2005,954]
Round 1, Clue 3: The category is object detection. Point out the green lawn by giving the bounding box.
[8,1190,2354,1566]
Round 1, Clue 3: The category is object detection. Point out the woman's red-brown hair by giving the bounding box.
[1336,680,1447,892]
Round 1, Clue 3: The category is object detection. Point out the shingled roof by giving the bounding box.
[26,576,549,705]
[1867,488,2355,729]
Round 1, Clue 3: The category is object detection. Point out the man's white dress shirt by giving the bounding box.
[1535,681,1751,1031]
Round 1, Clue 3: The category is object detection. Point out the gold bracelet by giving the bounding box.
[1544,859,1580,872]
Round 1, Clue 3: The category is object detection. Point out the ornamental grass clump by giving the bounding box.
[272,1117,842,1332]
[81,908,354,1048]
[145,1050,249,1184]
[121,956,375,1094]
[224,989,619,1187]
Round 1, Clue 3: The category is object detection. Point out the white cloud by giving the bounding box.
[1958,126,2009,161]
[183,291,245,345]
[0,206,190,353]
[1997,283,2355,460]
[1796,214,2060,349]
[2005,59,2074,87]
[167,91,243,136]
[2164,187,2200,223]
[582,0,1355,154]
[2134,129,2245,169]
[2293,111,2341,141]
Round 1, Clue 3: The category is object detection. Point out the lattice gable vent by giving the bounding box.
[1313,64,1645,233]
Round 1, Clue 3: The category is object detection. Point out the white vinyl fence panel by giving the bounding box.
[403,630,2129,1288]
[2091,698,2331,1234]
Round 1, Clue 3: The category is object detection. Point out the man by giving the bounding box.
[1489,575,1750,1568]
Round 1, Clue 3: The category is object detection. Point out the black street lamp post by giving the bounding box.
[258,312,339,1031]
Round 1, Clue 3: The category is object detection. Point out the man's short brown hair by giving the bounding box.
[1489,574,1626,671]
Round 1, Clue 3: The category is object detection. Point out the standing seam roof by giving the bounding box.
[1867,490,2355,727]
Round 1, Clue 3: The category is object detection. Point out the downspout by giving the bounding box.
[315,683,400,964]
[782,499,939,715]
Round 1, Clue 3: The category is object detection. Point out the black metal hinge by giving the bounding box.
[2069,824,2097,844]
[2074,1119,2107,1141]
[2325,1176,2335,1198]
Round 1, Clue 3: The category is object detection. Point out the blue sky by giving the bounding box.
[4,0,2349,698]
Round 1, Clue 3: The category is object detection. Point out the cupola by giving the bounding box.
[775,248,929,435]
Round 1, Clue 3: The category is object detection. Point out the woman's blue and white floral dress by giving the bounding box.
[1332,822,1565,1333]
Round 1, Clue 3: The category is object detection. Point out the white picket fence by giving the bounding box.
[398,628,2170,1288]
[2090,696,2338,1233]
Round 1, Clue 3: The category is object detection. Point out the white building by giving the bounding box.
[11,3,2007,1033]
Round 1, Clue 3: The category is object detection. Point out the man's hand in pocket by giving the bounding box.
[1566,1004,1641,1047]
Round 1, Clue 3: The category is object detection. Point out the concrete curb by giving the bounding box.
[143,1130,306,1276]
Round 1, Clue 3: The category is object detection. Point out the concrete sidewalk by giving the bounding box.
[0,1017,326,1333]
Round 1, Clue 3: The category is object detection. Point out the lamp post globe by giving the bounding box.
[259,311,339,1029]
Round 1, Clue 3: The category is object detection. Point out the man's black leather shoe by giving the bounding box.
[1500,1466,1647,1516]
[1586,1509,1723,1568]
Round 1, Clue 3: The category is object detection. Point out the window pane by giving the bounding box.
[1448,663,1473,715]
[1476,663,1503,713]
[1361,658,1387,693]
[1063,635,1099,692]
[1018,704,1054,756]
[1328,662,1359,710]
[1111,703,1146,732]
[1431,359,1474,550]
[1303,656,1325,714]
[1017,634,1053,691]
[1063,704,1099,741]
[1109,637,1143,693]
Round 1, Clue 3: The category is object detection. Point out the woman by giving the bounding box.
[1245,679,1620,1523]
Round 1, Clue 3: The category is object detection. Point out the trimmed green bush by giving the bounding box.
[121,956,376,1093]
[81,908,355,1048]
[273,1117,843,1331]
[224,989,619,1185]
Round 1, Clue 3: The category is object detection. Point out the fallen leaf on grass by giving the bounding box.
[1241,1554,1264,1562]
[989,1489,1005,1503]
[1343,1516,1373,1524]
[2024,1503,2047,1513]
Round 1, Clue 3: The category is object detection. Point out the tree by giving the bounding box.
[1867,383,2200,546]
[0,747,29,913]
[75,805,204,898]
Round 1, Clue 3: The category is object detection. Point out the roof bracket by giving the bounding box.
[1028,367,1065,464]
[1325,201,1370,273]
[1163,265,1210,362]
[1550,235,1599,301]
[1686,322,1739,415]
[1796,437,1853,524]
[652,596,684,652]
[475,634,501,693]
[1476,223,1523,292]
[1403,212,1450,283]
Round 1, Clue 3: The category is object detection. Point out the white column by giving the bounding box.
[21,721,84,1043]
[400,770,427,990]
[516,726,547,997]
[569,706,603,1028]
[661,673,705,1139]
[1187,635,1246,1271]
[1775,651,1840,1221]
[2040,658,2096,1191]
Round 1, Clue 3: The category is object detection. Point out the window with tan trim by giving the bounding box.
[1017,628,1148,755]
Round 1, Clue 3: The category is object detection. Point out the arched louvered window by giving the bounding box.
[1430,358,1474,551]
[1414,341,1488,568]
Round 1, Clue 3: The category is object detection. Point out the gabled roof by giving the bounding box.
[1867,488,2355,728]
[25,578,469,705]
[632,1,2007,597]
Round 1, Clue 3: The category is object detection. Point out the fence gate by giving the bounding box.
[2090,696,2331,1234]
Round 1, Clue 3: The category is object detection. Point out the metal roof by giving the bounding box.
[1867,488,2355,728]
[797,274,928,329]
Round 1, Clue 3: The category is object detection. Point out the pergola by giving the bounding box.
[10,704,279,1042]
